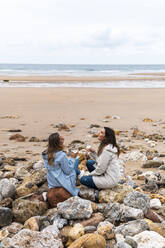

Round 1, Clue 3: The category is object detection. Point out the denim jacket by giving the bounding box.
[42,150,79,196]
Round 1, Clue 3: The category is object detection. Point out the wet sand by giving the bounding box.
[1,75,165,82]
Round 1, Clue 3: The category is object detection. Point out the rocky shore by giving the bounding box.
[0,118,165,248]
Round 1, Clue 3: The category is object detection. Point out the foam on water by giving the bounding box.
[0,80,165,88]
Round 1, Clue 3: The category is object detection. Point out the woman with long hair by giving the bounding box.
[42,132,79,198]
[79,127,121,190]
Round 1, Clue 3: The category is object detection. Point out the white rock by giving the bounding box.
[0,178,16,199]
[115,233,125,243]
[150,198,162,210]
[133,230,165,248]
[33,161,44,170]
[122,151,147,162]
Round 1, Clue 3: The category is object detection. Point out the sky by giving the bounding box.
[0,0,165,64]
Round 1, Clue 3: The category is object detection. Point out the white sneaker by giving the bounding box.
[78,170,85,179]
[42,192,47,201]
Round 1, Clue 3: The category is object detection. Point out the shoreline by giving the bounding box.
[1,74,165,83]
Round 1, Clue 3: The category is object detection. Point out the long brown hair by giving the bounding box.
[47,133,63,166]
[97,127,120,157]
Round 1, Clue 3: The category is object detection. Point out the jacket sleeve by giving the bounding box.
[89,150,111,176]
[60,153,75,175]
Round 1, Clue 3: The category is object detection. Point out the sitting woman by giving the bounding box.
[42,132,79,206]
[79,127,121,190]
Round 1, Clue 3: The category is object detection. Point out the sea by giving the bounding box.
[0,64,165,88]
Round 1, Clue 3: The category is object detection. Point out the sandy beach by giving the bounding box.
[1,75,165,83]
[0,87,165,178]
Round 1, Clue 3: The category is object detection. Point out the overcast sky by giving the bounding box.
[0,0,165,64]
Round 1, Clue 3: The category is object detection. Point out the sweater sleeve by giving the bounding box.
[60,153,75,175]
[89,150,111,176]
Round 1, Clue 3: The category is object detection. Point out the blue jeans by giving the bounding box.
[74,158,81,175]
[80,159,98,190]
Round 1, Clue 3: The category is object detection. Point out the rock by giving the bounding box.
[23,168,47,186]
[0,197,13,208]
[68,233,106,248]
[8,228,63,248]
[79,212,104,227]
[149,193,165,204]
[125,236,138,248]
[146,220,165,238]
[51,212,68,229]
[122,151,147,162]
[114,241,132,248]
[3,171,15,179]
[150,198,162,210]
[0,207,13,227]
[69,224,84,240]
[99,189,118,203]
[97,221,114,240]
[9,134,25,142]
[159,165,165,170]
[16,182,38,197]
[29,136,41,142]
[89,124,100,128]
[8,129,22,132]
[0,179,16,199]
[142,180,159,193]
[57,196,93,220]
[145,209,163,223]
[114,185,134,204]
[84,226,97,233]
[103,203,121,223]
[12,199,48,223]
[78,187,96,202]
[136,170,156,180]
[0,222,23,242]
[99,185,133,204]
[115,220,148,237]
[15,167,31,180]
[96,203,107,213]
[142,160,164,168]
[120,205,144,221]
[24,217,40,231]
[56,123,70,132]
[33,161,44,170]
[124,191,150,214]
[133,230,165,248]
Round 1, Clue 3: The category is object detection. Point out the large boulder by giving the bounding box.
[7,228,63,248]
[133,230,165,248]
[103,203,121,223]
[57,196,93,220]
[120,205,144,221]
[68,233,106,248]
[124,191,150,214]
[115,220,148,237]
[0,179,16,199]
[0,207,13,227]
[12,199,48,223]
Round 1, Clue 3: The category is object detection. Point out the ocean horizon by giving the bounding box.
[0,64,165,88]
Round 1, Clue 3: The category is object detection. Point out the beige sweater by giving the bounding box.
[89,144,121,189]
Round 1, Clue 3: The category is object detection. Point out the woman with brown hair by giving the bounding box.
[79,127,121,190]
[42,133,79,199]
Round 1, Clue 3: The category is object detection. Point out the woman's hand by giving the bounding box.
[87,147,96,153]
[70,150,78,158]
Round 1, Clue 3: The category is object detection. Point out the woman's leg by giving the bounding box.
[74,158,80,175]
[86,160,96,172]
[80,175,98,190]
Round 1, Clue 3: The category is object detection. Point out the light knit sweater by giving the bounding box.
[89,144,121,189]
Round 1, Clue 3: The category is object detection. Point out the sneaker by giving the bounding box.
[78,170,85,180]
